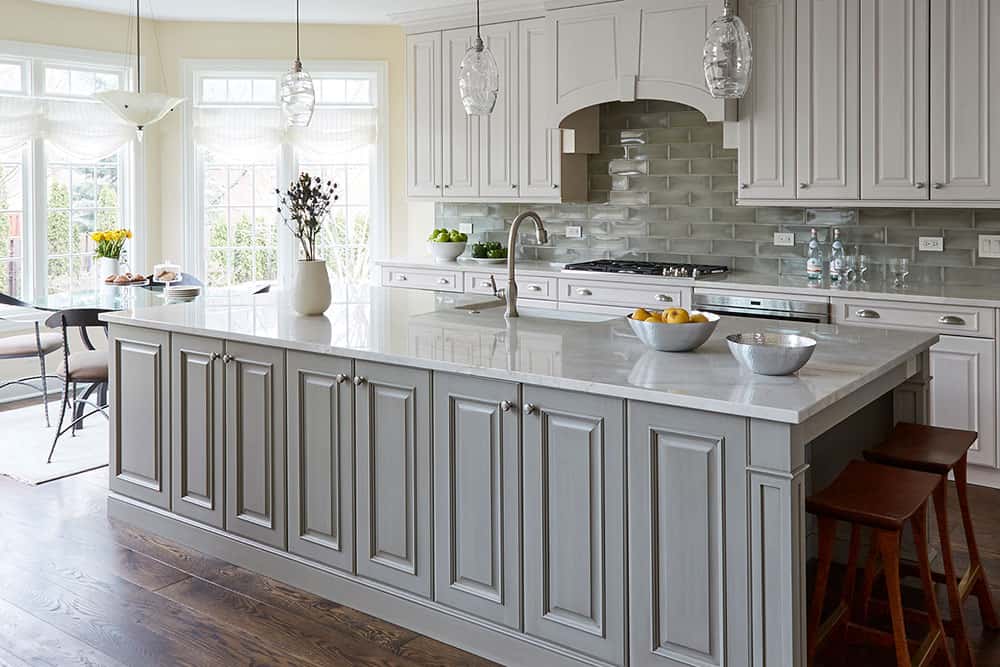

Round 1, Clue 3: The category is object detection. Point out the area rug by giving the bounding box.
[0,402,108,485]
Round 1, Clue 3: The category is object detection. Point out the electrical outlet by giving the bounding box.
[458,223,473,235]
[566,225,583,239]
[980,235,1000,259]
[773,232,795,247]
[918,236,944,252]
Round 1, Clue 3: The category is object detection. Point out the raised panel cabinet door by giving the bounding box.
[627,402,750,667]
[406,32,442,197]
[523,386,625,665]
[355,361,432,598]
[860,0,930,200]
[287,351,354,571]
[171,334,225,528]
[929,336,997,468]
[108,325,170,509]
[432,373,521,628]
[930,0,1000,200]
[737,0,797,200]
[796,0,860,199]
[479,22,519,198]
[224,341,286,549]
[519,19,561,199]
[442,27,480,198]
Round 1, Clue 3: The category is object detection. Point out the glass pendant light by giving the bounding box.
[458,0,499,116]
[280,0,316,127]
[703,0,753,99]
[95,0,184,141]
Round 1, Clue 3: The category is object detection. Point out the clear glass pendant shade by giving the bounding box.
[703,6,753,99]
[281,61,316,127]
[459,37,499,116]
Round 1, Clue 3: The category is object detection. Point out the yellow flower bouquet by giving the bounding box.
[91,229,132,260]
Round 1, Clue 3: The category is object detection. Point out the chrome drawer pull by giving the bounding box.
[438,278,449,285]
[655,294,673,303]
[481,281,492,288]
[938,315,967,326]
[856,309,881,319]
[527,285,542,292]
[576,288,593,296]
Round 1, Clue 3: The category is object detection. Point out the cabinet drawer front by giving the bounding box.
[831,298,994,338]
[560,279,690,310]
[465,272,557,299]
[381,267,461,292]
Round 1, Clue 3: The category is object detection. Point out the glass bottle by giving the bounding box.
[828,229,846,283]
[806,228,823,282]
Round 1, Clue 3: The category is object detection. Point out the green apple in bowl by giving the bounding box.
[426,228,468,263]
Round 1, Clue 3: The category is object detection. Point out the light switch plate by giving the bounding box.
[566,225,583,239]
[458,223,473,235]
[773,232,795,247]
[980,235,1000,259]
[918,236,944,252]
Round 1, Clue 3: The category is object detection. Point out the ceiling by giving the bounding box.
[32,0,473,24]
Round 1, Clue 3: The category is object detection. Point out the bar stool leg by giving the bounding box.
[954,454,1000,630]
[877,528,912,667]
[809,516,837,665]
[857,531,880,624]
[933,478,974,666]
[913,504,955,667]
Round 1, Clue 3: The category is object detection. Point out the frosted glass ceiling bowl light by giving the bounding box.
[281,0,315,127]
[95,0,185,140]
[458,0,499,116]
[703,0,753,99]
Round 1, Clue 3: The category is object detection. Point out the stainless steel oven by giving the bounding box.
[692,291,830,324]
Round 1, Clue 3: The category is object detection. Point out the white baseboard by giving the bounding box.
[967,465,1000,490]
[0,383,64,406]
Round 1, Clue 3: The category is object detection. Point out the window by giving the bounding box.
[0,146,25,298]
[186,62,387,289]
[43,64,122,98]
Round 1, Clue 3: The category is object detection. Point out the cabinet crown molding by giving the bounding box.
[390,0,547,34]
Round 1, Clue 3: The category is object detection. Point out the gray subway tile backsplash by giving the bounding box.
[434,101,1000,286]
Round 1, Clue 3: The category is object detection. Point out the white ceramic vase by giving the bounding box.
[293,259,332,316]
[97,256,120,285]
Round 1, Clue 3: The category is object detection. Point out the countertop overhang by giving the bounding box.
[101,286,939,425]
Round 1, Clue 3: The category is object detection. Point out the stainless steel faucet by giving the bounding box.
[498,211,549,318]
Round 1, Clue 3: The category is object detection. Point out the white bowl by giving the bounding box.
[626,311,720,352]
[726,332,817,375]
[426,241,467,263]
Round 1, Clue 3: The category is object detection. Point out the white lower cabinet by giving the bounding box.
[929,336,997,468]
[522,386,626,665]
[432,373,521,628]
[354,361,433,598]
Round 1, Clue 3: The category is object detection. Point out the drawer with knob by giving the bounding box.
[464,272,556,300]
[558,278,691,311]
[831,298,994,338]
[380,267,462,293]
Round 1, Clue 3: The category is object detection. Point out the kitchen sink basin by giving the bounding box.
[454,300,617,323]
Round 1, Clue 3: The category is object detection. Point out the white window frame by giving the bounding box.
[181,58,390,287]
[0,40,145,300]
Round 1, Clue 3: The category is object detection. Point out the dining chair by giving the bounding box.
[0,293,63,426]
[44,308,109,464]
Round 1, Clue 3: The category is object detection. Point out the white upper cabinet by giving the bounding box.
[737,0,796,200]
[861,0,930,200]
[441,27,480,198]
[406,32,442,197]
[795,0,860,199]
[519,18,562,199]
[478,22,520,198]
[930,0,1000,201]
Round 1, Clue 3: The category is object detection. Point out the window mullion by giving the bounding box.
[28,137,46,300]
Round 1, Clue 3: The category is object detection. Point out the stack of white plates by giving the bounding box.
[164,285,201,300]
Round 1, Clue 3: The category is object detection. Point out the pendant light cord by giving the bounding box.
[136,0,141,92]
[296,0,301,63]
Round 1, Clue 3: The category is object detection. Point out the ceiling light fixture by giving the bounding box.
[280,0,316,127]
[95,0,185,141]
[702,0,753,99]
[458,0,499,116]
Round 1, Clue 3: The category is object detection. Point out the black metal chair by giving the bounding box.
[0,293,63,426]
[44,308,110,464]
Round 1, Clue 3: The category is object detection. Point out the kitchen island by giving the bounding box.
[101,287,938,667]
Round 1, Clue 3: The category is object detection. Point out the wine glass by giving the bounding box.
[888,257,910,288]
[856,254,870,284]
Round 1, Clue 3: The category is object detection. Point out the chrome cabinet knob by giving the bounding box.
[335,373,349,384]
[915,182,926,189]
[353,376,367,386]
[396,274,407,281]
[527,285,542,292]
[481,281,492,288]
[438,278,449,285]
[655,294,673,303]
[222,354,235,364]
[938,315,967,326]
[855,309,881,320]
[576,288,593,296]
[435,185,441,189]
[933,182,944,189]
[799,182,808,189]
[512,184,518,189]
[210,352,221,361]
[523,403,537,415]
[553,184,559,189]
[740,183,748,190]
[500,400,514,413]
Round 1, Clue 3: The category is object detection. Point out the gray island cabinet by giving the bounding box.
[101,288,939,667]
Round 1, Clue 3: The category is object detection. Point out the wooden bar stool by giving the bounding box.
[806,460,953,667]
[864,423,999,666]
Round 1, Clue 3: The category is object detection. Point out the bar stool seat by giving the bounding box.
[865,423,975,475]
[806,460,953,667]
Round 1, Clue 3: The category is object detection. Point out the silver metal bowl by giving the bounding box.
[626,311,720,352]
[726,332,817,376]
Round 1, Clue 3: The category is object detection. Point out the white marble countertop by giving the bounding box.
[377,257,1000,308]
[101,286,938,424]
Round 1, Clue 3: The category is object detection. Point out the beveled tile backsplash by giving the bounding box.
[434,100,1000,286]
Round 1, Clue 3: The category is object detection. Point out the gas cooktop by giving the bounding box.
[561,259,729,279]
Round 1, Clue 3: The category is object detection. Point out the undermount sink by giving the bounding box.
[454,300,617,323]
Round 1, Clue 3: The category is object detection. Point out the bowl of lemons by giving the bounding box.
[626,307,720,352]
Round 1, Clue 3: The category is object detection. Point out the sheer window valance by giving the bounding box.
[192,106,377,162]
[0,95,135,160]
